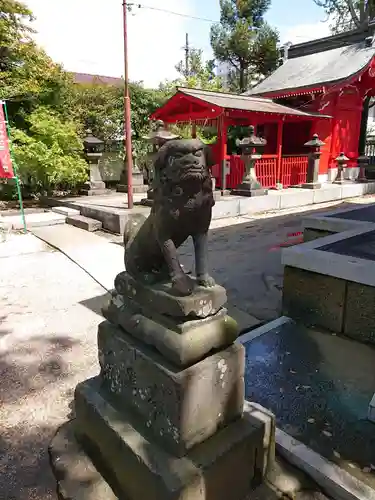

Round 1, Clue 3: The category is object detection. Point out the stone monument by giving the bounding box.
[302,134,325,189]
[231,125,268,197]
[80,130,108,196]
[140,120,180,206]
[50,138,269,500]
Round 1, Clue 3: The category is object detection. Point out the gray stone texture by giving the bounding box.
[66,214,103,232]
[80,205,128,234]
[102,294,239,367]
[48,421,118,500]
[74,377,264,500]
[115,272,227,319]
[344,282,375,345]
[282,266,346,332]
[98,321,245,456]
[303,228,335,242]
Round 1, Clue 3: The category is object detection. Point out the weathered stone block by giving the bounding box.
[98,321,244,456]
[344,282,375,345]
[102,294,239,367]
[115,272,227,318]
[66,215,102,232]
[74,377,264,500]
[282,266,346,332]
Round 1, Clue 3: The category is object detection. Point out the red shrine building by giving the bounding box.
[151,24,375,190]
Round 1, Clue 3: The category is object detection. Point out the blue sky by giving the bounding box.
[25,0,331,87]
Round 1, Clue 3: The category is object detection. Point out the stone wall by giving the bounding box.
[283,266,375,345]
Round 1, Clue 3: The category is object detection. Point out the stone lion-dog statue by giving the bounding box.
[123,138,216,296]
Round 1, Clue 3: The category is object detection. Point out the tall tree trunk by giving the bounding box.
[239,63,246,93]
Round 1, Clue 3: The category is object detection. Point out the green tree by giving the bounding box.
[210,0,279,92]
[160,48,223,93]
[12,107,88,193]
[314,0,375,33]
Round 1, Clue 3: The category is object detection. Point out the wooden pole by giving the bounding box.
[123,0,133,209]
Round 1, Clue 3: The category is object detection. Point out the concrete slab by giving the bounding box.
[282,226,375,288]
[2,211,66,230]
[280,190,314,210]
[31,224,124,291]
[51,206,81,216]
[212,197,240,219]
[341,183,368,199]
[239,195,281,216]
[0,233,50,258]
[313,186,342,204]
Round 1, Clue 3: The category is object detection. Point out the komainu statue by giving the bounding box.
[124,138,216,296]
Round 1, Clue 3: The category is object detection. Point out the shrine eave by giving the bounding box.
[247,40,375,98]
[150,87,331,124]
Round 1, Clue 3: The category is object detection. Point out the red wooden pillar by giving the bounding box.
[276,119,284,185]
[217,115,228,194]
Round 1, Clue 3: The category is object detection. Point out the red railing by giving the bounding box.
[281,155,308,187]
[212,154,309,190]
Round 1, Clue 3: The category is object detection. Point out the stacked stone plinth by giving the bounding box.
[50,272,268,500]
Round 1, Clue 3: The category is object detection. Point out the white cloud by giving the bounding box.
[280,20,331,45]
[25,0,193,87]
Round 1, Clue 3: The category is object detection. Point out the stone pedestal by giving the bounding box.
[80,163,108,196]
[50,271,269,500]
[231,155,268,197]
[117,166,147,194]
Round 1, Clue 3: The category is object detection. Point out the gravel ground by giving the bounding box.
[0,244,109,500]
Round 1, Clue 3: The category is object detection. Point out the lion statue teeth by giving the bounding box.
[123,138,216,297]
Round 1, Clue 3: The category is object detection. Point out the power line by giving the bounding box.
[128,3,219,24]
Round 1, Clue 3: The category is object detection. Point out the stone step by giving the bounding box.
[66,214,102,232]
[51,206,81,217]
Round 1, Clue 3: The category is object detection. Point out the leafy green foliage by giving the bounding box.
[11,107,88,193]
[314,0,375,33]
[160,48,223,93]
[210,0,279,92]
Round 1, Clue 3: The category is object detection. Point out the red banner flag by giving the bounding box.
[0,102,14,179]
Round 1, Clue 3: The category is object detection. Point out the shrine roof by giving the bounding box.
[248,40,375,98]
[150,87,331,122]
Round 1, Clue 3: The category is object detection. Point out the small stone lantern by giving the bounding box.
[231,125,268,197]
[117,128,147,194]
[357,154,368,182]
[141,121,180,205]
[302,134,325,189]
[81,129,106,196]
[334,152,350,184]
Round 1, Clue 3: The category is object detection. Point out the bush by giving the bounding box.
[11,107,88,194]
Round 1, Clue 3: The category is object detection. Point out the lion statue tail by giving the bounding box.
[123,212,147,250]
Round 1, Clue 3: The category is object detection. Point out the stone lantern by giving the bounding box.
[141,121,180,206]
[231,125,268,197]
[357,154,369,182]
[116,128,147,194]
[302,134,325,189]
[334,152,350,184]
[81,129,106,196]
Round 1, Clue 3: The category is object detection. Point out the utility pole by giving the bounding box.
[122,0,133,209]
[184,33,189,78]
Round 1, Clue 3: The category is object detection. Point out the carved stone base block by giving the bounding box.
[103,294,239,366]
[98,321,244,456]
[115,272,227,318]
[231,183,268,197]
[301,182,322,190]
[70,377,264,500]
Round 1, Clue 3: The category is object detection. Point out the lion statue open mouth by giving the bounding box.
[123,138,216,296]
